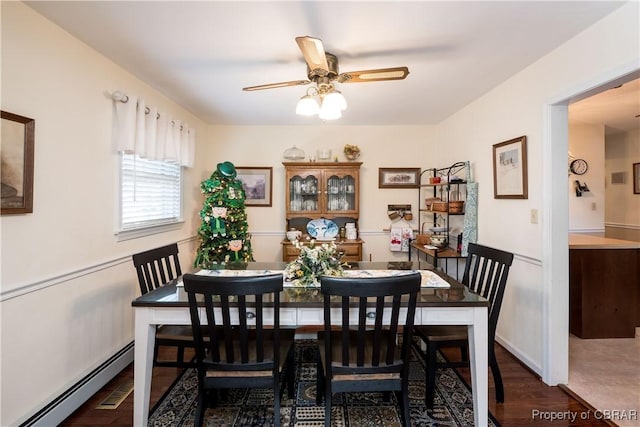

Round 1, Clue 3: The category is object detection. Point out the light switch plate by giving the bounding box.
[530,209,539,224]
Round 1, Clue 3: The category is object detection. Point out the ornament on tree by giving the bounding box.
[211,206,227,236]
[194,161,254,267]
[228,187,237,199]
[228,239,243,261]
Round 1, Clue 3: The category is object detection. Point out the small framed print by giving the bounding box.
[378,168,421,189]
[493,136,528,199]
[236,167,272,206]
[633,163,640,195]
[1,111,35,214]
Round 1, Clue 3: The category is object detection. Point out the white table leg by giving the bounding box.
[133,308,155,427]
[468,306,489,427]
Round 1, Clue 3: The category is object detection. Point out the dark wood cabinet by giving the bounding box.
[282,162,363,262]
[569,243,640,338]
[281,238,363,263]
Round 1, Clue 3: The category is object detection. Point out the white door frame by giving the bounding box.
[542,62,639,385]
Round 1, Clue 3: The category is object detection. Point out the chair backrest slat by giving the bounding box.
[204,296,221,362]
[373,296,384,365]
[357,297,367,366]
[132,243,182,295]
[255,295,264,362]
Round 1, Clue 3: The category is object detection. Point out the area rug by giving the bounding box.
[148,340,500,426]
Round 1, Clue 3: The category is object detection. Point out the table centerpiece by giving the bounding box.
[284,240,346,287]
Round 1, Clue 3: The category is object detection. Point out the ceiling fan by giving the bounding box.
[242,36,410,119]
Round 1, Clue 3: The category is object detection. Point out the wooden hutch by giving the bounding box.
[281,161,364,262]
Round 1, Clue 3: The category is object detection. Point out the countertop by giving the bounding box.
[569,233,640,249]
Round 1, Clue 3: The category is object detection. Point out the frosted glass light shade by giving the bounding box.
[319,102,342,120]
[296,95,320,116]
[323,90,347,111]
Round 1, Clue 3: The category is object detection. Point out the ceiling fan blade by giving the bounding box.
[338,66,410,83]
[296,36,330,72]
[242,80,310,91]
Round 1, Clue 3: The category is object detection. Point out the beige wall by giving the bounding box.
[435,1,639,374]
[605,129,640,241]
[206,125,439,263]
[0,3,207,425]
[565,123,640,241]
[568,122,606,232]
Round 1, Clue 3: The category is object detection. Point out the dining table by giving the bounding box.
[131,261,489,427]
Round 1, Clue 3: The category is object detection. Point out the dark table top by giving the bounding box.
[132,261,489,308]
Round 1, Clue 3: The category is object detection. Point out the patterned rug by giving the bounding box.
[148,340,500,426]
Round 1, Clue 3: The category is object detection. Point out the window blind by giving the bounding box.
[120,153,182,231]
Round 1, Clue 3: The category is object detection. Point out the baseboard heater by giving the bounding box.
[20,342,134,427]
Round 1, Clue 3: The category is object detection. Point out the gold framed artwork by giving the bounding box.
[493,136,528,199]
[1,111,35,214]
[378,168,421,189]
[236,167,273,206]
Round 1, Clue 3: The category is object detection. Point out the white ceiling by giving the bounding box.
[25,1,635,127]
[569,78,640,136]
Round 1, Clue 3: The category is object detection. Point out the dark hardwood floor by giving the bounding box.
[60,344,608,426]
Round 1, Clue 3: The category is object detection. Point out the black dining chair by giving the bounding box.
[132,242,182,295]
[413,242,514,408]
[132,243,195,368]
[182,272,296,427]
[316,272,421,427]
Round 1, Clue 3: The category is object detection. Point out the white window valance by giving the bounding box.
[112,91,194,167]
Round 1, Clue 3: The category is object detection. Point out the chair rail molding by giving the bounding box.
[1,236,198,301]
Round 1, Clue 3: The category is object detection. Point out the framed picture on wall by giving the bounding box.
[378,168,421,188]
[236,167,273,206]
[493,136,528,199]
[634,162,640,195]
[1,111,35,214]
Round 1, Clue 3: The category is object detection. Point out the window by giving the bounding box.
[119,153,182,235]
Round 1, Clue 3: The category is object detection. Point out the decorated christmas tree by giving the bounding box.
[194,161,254,267]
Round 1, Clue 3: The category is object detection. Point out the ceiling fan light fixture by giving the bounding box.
[323,89,347,111]
[245,36,409,121]
[296,93,320,116]
[319,101,342,120]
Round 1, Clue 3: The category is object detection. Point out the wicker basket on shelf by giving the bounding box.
[449,200,465,213]
[415,234,431,245]
[431,201,448,212]
[424,197,439,210]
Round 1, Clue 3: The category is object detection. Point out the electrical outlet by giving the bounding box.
[591,202,597,211]
[530,209,539,224]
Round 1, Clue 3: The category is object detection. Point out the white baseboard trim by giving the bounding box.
[604,222,640,230]
[19,343,134,427]
[568,228,605,234]
[495,335,543,378]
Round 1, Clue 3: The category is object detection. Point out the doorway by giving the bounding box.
[544,67,639,413]
[565,76,640,420]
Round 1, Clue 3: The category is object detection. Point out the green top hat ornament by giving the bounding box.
[216,161,237,178]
